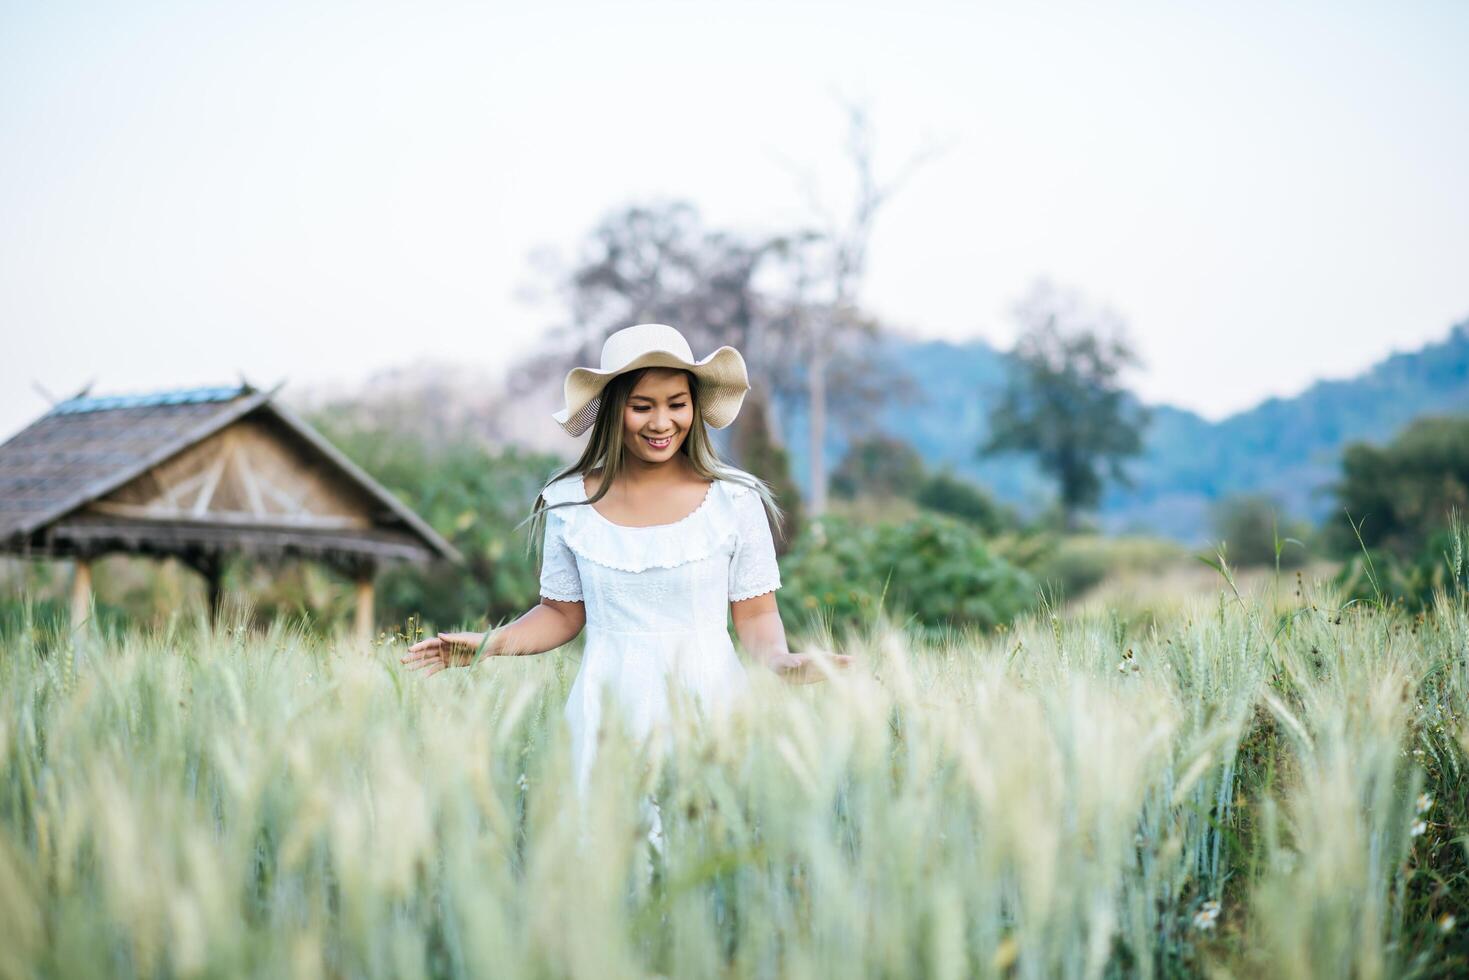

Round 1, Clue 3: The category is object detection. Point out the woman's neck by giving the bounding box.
[602,454,693,489]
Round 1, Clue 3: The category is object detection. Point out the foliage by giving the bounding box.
[308,411,565,632]
[730,393,804,555]
[1023,533,1192,600]
[4,568,1469,976]
[774,512,1038,638]
[1335,521,1469,612]
[781,321,1469,540]
[1123,320,1469,534]
[914,467,1015,535]
[1208,494,1311,569]
[830,434,926,501]
[981,280,1149,528]
[1326,414,1469,559]
[538,198,908,456]
[827,432,1013,535]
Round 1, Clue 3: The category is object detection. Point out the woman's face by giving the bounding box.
[622,369,694,465]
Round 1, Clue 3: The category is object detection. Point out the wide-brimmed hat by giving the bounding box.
[551,323,750,437]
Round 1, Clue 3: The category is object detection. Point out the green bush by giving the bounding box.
[1208,494,1312,569]
[915,468,1015,534]
[830,435,927,501]
[1326,415,1469,559]
[308,413,565,632]
[1335,521,1469,611]
[1023,534,1190,600]
[775,512,1039,638]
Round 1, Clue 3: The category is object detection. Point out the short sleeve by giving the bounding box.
[728,486,782,602]
[538,510,584,602]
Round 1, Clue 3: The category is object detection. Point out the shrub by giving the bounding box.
[1335,520,1469,611]
[308,412,565,632]
[830,435,927,501]
[1023,534,1191,600]
[1208,494,1311,569]
[915,468,1015,534]
[776,512,1038,638]
[1327,415,1469,559]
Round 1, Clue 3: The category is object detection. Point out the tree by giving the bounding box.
[1327,415,1469,558]
[915,469,1013,536]
[1208,494,1310,568]
[830,435,927,501]
[513,201,786,398]
[774,96,949,516]
[731,393,805,555]
[516,197,916,511]
[306,406,563,631]
[981,280,1150,530]
[514,199,807,480]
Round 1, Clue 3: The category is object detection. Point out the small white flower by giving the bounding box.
[517,772,529,792]
[1416,792,1433,814]
[1410,819,1427,837]
[1440,914,1456,933]
[1191,899,1221,930]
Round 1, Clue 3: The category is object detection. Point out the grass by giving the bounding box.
[1,567,1468,978]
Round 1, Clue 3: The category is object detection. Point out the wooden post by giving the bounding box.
[70,557,93,628]
[183,552,224,630]
[354,571,375,647]
[204,558,223,630]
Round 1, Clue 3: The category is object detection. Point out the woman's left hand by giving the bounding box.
[400,631,489,677]
[766,650,853,685]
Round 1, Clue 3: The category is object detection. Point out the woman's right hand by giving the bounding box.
[400,631,492,677]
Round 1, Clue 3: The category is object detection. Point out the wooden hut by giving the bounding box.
[0,383,460,641]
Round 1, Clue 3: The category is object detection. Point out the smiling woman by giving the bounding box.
[399,323,852,852]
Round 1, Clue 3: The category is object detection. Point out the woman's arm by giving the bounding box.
[730,592,851,684]
[401,598,585,676]
[491,598,586,655]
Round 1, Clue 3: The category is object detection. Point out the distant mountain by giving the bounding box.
[1108,321,1469,538]
[776,320,1469,542]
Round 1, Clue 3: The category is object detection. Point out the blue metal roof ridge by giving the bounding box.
[48,385,252,416]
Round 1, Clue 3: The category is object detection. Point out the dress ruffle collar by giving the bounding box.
[540,473,749,572]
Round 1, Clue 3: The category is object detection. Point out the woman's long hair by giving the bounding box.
[518,366,785,559]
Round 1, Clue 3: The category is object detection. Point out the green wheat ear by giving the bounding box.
[1,554,1461,975]
[472,627,496,665]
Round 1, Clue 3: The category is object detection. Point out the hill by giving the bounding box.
[776,320,1469,541]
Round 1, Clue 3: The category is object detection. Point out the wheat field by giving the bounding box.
[1,570,1466,978]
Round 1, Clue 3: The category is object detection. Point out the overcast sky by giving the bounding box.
[3,0,1466,442]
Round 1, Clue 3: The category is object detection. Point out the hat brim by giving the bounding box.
[551,346,750,437]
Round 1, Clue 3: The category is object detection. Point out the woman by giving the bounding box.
[399,323,851,835]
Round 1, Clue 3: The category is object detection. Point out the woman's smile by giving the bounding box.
[643,433,675,449]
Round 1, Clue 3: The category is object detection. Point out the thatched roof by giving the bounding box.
[0,383,461,570]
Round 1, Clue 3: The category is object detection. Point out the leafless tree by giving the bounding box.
[769,95,951,515]
[512,201,814,450]
[512,96,943,507]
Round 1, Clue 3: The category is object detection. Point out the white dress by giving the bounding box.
[536,471,783,798]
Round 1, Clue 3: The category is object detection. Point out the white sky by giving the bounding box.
[3,0,1466,442]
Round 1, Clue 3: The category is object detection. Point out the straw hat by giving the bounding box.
[551,323,750,437]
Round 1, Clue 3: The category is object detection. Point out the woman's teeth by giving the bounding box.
[645,435,673,448]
